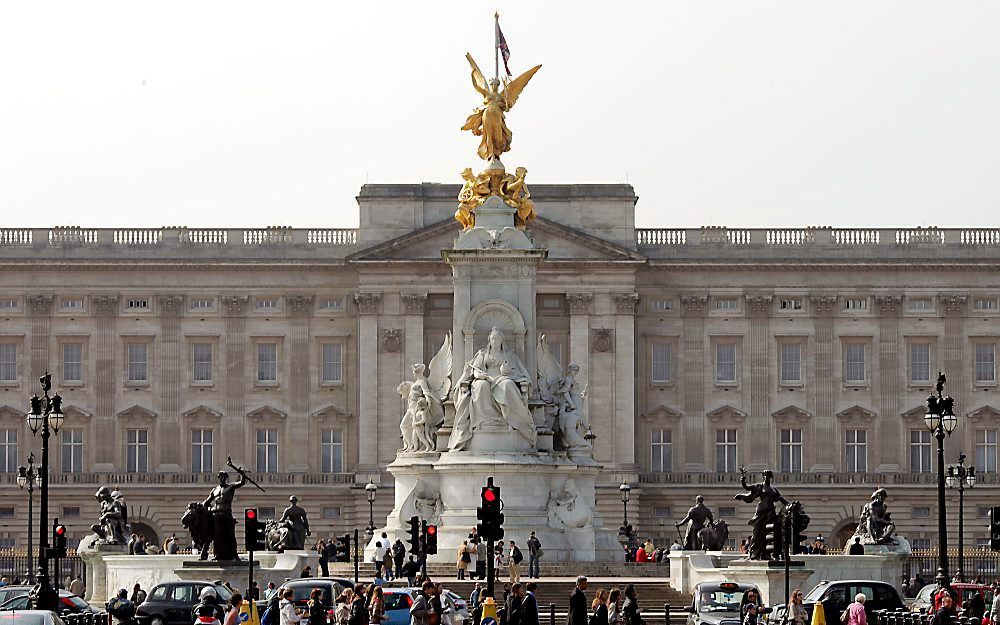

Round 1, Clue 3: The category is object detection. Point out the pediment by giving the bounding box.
[836,405,877,420]
[966,405,1000,420]
[311,404,352,421]
[247,405,287,420]
[62,405,92,420]
[706,405,747,420]
[182,405,223,421]
[640,405,682,421]
[0,404,26,420]
[116,405,157,420]
[771,405,812,420]
[901,405,927,420]
[348,217,645,263]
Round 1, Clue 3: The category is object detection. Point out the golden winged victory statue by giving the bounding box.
[460,53,542,163]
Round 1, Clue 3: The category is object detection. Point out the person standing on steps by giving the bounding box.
[568,576,588,625]
[526,532,542,579]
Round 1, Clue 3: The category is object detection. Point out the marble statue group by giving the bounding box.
[91,486,129,545]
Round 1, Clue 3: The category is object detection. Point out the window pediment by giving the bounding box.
[62,405,92,420]
[183,405,223,421]
[640,405,682,422]
[116,405,157,420]
[0,404,26,420]
[771,405,812,421]
[967,405,1000,421]
[247,405,287,420]
[706,405,747,421]
[901,405,927,420]
[311,404,351,422]
[836,405,877,420]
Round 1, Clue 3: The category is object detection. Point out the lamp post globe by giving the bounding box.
[364,479,378,542]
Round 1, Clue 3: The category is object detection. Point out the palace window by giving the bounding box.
[0,344,16,382]
[912,507,931,519]
[909,298,933,311]
[651,343,671,383]
[845,429,868,473]
[910,430,931,473]
[650,298,673,312]
[716,429,737,473]
[127,343,148,383]
[190,298,214,310]
[61,298,83,310]
[256,429,278,473]
[779,299,802,311]
[322,507,341,519]
[780,343,801,384]
[192,429,213,473]
[650,429,672,473]
[255,298,279,311]
[975,298,998,311]
[63,343,83,383]
[845,298,868,311]
[845,343,866,384]
[976,429,998,473]
[257,343,277,382]
[715,343,737,384]
[975,343,996,384]
[714,297,739,311]
[779,429,802,473]
[911,538,932,551]
[321,429,344,473]
[126,429,148,473]
[319,297,345,311]
[0,430,17,473]
[0,298,17,310]
[193,344,213,383]
[61,429,83,474]
[910,344,930,384]
[322,343,343,384]
[126,298,149,310]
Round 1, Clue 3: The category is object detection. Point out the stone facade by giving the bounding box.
[0,188,999,553]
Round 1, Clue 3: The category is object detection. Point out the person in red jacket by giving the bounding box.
[635,546,648,562]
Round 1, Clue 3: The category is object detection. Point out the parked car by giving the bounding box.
[772,580,906,625]
[685,582,762,625]
[274,577,356,623]
[0,587,35,606]
[910,583,993,614]
[0,610,69,625]
[442,590,469,625]
[135,581,233,625]
[380,589,464,625]
[0,590,99,615]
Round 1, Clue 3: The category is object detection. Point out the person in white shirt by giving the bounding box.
[279,588,299,625]
[374,538,389,577]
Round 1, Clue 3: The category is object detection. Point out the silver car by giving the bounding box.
[0,610,68,625]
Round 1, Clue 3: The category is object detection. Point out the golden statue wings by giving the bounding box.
[461,52,542,162]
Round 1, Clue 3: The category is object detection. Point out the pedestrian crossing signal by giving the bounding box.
[407,516,421,555]
[424,523,438,555]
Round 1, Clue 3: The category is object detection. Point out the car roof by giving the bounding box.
[695,582,759,591]
[816,580,896,585]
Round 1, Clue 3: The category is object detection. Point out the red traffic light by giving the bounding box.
[246,509,257,520]
[427,525,437,535]
[483,488,497,502]
[55,525,66,536]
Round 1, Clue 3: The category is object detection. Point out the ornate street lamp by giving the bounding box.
[618,480,631,538]
[925,371,959,591]
[26,372,64,611]
[365,479,378,542]
[16,453,42,583]
[946,453,975,582]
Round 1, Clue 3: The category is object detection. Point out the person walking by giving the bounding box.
[70,575,85,597]
[505,583,524,625]
[410,582,432,625]
[106,589,137,625]
[507,540,522,583]
[317,539,330,577]
[526,532,542,579]
[475,537,488,581]
[607,589,622,625]
[591,590,609,625]
[349,585,368,625]
[370,586,388,625]
[568,576,588,625]
[457,540,471,580]
[930,593,955,625]
[789,589,807,625]
[335,590,354,625]
[622,585,642,625]
[844,593,867,625]
[224,593,244,625]
[470,583,484,613]
[990,584,1000,625]
[279,588,299,625]
[306,588,326,625]
[522,583,539,625]
[131,583,147,605]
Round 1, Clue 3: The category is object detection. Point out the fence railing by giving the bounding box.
[0,227,359,249]
[639,471,1000,486]
[904,548,1000,579]
[0,471,356,487]
[636,226,1000,248]
[0,549,84,584]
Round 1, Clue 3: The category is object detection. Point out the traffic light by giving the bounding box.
[789,502,810,555]
[990,506,1000,551]
[52,523,67,558]
[763,519,779,560]
[407,515,421,555]
[476,477,504,541]
[424,524,438,555]
[245,508,266,551]
[336,534,351,562]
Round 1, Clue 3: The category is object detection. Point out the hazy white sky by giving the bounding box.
[1,1,997,228]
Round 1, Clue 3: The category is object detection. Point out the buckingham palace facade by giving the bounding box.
[0,182,998,553]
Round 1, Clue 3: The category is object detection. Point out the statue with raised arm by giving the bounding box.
[202,469,247,560]
[675,495,714,550]
[461,53,542,163]
[734,467,788,560]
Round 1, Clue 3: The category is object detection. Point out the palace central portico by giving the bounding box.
[1,183,999,553]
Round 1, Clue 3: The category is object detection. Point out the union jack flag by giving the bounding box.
[496,22,512,77]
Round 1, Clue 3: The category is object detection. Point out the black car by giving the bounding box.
[771,580,906,624]
[686,582,762,625]
[135,581,233,625]
[0,589,99,615]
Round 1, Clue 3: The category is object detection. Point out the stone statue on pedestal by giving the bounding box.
[537,335,592,451]
[854,488,897,545]
[188,469,246,561]
[278,496,310,550]
[398,336,452,453]
[675,495,714,550]
[91,486,128,545]
[735,467,788,560]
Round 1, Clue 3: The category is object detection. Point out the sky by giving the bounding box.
[1,1,998,228]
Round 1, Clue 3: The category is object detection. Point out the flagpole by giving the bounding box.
[494,11,500,82]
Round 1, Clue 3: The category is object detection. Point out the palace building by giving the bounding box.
[0,182,998,552]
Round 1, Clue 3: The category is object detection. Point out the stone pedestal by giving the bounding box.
[77,534,126,603]
[719,561,814,606]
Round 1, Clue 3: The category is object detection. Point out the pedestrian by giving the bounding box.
[262,589,282,625]
[470,583,483,612]
[317,539,330,577]
[383,544,394,582]
[194,587,226,624]
[475,537,488,580]
[302,588,324,625]
[301,565,313,578]
[508,540,522,583]
[526,532,542,579]
[568,576,588,625]
[128,533,137,555]
[335,590,353,625]
[265,582,277,601]
[248,582,260,602]
[494,543,505,583]
[634,544,647,563]
[224,593,244,625]
[742,604,759,625]
[0,577,7,587]
[431,583,445,625]
[789,589,807,625]
[739,590,759,619]
[410,582,432,625]
[844,593,867,625]
[131,583,147,605]
[622,585,642,625]
[607,589,622,625]
[349,585,368,625]
[393,539,406,578]
[739,539,748,555]
[930,593,954,625]
[505,583,524,625]
[106,589,137,625]
[848,537,864,555]
[279,588,299,625]
[403,556,419,586]
[373,540,387,578]
[643,538,654,555]
[167,534,180,554]
[968,590,986,621]
[137,534,148,555]
[457,540,470,580]
[522,583,539,625]
[591,589,609,625]
[70,574,85,597]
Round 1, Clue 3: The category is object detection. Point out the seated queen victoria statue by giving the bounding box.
[448,326,537,450]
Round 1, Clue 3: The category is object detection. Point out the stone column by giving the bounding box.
[566,293,592,426]
[938,294,968,457]
[26,295,54,380]
[157,295,184,471]
[875,295,902,472]
[681,296,707,471]
[612,293,639,469]
[400,294,427,371]
[810,296,837,472]
[355,293,382,471]
[221,296,249,461]
[287,295,314,472]
[91,295,119,470]
[746,295,773,469]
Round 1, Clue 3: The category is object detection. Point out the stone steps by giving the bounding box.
[326,562,673,579]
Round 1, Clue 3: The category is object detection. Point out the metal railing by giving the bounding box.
[0,227,359,249]
[636,226,1000,248]
[0,472,356,487]
[904,548,1000,579]
[638,472,1000,486]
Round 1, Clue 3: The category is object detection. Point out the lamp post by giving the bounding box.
[618,480,631,540]
[365,479,378,543]
[26,372,64,611]
[16,454,42,583]
[946,453,975,582]
[925,371,958,591]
